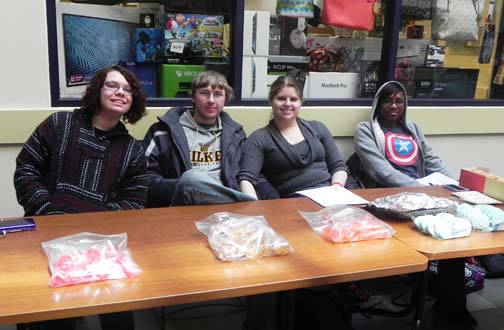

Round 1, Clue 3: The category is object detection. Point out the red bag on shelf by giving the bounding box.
[321,0,377,31]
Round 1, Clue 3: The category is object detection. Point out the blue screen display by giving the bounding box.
[63,14,137,86]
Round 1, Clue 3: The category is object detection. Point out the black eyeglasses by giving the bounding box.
[383,97,405,106]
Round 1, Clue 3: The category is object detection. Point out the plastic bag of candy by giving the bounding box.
[299,205,395,243]
[195,212,292,261]
[42,232,142,287]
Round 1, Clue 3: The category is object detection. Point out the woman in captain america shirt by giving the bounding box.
[354,80,452,187]
[353,81,477,330]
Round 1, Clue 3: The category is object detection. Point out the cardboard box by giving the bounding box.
[243,58,310,99]
[308,72,359,98]
[121,62,158,98]
[160,64,204,98]
[241,56,253,98]
[267,55,309,75]
[269,15,281,55]
[243,11,270,56]
[164,13,224,58]
[241,56,268,99]
[279,16,307,56]
[459,168,504,202]
[135,28,164,63]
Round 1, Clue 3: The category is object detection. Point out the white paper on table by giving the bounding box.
[416,172,459,186]
[296,186,369,207]
[452,191,502,205]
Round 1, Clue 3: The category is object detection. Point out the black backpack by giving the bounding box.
[345,153,369,189]
[478,254,504,278]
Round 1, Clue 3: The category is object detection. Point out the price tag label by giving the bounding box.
[170,42,185,54]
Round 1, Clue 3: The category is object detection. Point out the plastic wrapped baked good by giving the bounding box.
[299,205,395,243]
[410,210,472,239]
[195,212,292,261]
[457,203,504,232]
[366,192,459,219]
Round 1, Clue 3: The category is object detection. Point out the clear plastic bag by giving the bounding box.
[299,205,395,243]
[411,209,472,240]
[41,232,143,287]
[457,203,504,232]
[195,212,292,261]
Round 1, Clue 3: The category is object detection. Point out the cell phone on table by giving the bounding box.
[442,184,470,192]
[0,218,36,234]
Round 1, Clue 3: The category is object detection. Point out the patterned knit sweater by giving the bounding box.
[14,110,148,216]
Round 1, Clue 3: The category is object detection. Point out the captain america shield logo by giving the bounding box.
[384,132,418,166]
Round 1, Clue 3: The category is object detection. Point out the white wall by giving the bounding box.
[0,1,51,109]
[0,1,50,216]
[0,1,503,217]
[3,135,504,217]
[1,146,23,217]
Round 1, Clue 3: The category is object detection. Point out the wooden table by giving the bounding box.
[0,198,427,325]
[354,186,504,260]
[352,186,504,328]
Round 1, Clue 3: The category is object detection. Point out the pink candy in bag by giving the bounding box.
[299,205,395,243]
[42,232,142,287]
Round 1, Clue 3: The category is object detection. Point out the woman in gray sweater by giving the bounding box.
[238,76,347,198]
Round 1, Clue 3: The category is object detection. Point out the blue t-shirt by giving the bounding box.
[382,125,420,179]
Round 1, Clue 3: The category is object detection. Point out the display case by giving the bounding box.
[46,0,504,107]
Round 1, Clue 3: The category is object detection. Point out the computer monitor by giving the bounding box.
[56,1,145,98]
[62,14,137,87]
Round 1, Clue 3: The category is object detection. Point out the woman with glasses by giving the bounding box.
[353,80,452,188]
[15,65,148,216]
[14,65,147,329]
[353,81,476,330]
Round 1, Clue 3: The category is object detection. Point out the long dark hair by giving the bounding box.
[81,65,147,124]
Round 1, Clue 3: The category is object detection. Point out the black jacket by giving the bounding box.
[143,107,246,207]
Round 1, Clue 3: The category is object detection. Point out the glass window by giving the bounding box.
[395,0,503,100]
[47,0,504,105]
[50,0,234,104]
[242,0,389,101]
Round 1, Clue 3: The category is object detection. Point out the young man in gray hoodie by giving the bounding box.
[144,70,264,207]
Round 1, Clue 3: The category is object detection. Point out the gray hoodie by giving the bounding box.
[353,81,452,187]
[179,110,223,183]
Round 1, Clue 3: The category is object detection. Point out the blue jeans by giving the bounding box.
[171,169,257,206]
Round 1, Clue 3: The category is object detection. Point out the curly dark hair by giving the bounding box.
[80,65,147,124]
